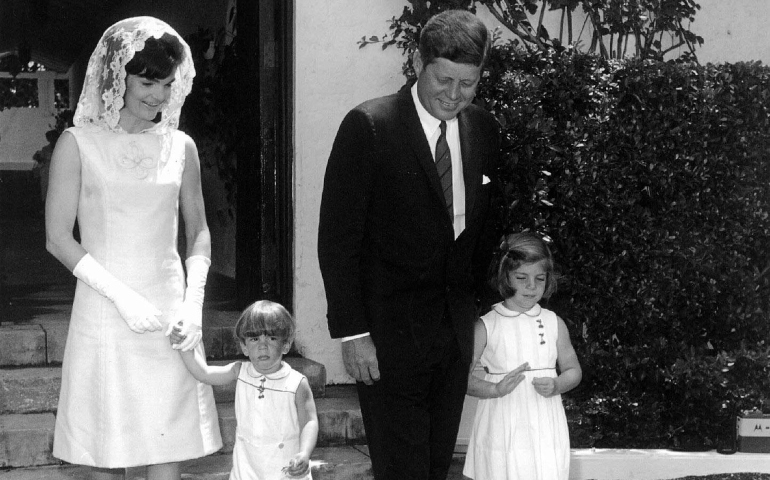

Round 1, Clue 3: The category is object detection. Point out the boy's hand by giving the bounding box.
[167,325,185,347]
[282,453,310,477]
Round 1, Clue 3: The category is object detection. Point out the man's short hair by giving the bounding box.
[418,9,490,67]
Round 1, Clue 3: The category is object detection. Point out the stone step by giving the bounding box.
[0,307,252,367]
[0,325,47,366]
[0,357,327,416]
[0,387,362,468]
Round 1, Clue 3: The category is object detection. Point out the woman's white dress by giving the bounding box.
[463,303,570,480]
[53,127,222,468]
[230,361,312,480]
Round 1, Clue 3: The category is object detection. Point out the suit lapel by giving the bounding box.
[397,90,446,207]
[459,109,482,219]
[397,90,483,224]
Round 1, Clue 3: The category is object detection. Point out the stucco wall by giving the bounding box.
[293,1,770,384]
[293,1,410,383]
[693,0,769,65]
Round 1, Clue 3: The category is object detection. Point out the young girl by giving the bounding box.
[170,300,318,480]
[463,232,582,480]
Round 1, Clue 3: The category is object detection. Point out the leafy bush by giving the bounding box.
[478,44,770,448]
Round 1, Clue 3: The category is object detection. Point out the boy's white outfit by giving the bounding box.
[231,361,312,480]
[464,303,570,480]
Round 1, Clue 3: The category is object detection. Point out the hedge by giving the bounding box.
[477,44,770,449]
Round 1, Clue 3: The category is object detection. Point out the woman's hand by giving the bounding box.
[493,362,529,397]
[532,377,558,397]
[166,305,202,351]
[112,287,163,333]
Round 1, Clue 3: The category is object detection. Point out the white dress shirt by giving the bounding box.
[410,83,466,240]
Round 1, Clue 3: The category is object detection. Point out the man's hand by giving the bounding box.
[342,336,380,385]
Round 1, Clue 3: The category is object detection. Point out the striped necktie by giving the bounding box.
[435,121,453,219]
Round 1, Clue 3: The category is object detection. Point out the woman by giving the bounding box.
[45,17,222,480]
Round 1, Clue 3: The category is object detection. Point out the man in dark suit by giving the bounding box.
[318,10,501,480]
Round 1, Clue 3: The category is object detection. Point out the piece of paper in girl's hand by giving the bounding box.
[482,175,491,185]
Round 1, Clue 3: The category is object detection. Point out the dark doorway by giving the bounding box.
[234,0,294,311]
[0,0,294,321]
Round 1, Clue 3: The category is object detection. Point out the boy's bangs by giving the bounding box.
[241,316,290,339]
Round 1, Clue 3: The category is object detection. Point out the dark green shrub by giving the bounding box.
[478,44,770,448]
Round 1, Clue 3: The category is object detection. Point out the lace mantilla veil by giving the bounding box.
[73,16,195,135]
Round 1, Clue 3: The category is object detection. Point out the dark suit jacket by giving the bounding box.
[318,86,501,368]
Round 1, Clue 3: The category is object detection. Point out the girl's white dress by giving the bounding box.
[463,303,570,480]
[53,127,222,467]
[231,361,312,480]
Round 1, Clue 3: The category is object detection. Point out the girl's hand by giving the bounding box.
[532,377,558,397]
[493,362,529,397]
[282,453,310,477]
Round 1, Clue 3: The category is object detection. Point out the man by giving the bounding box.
[318,10,501,480]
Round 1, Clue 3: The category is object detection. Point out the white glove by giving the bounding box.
[166,255,210,351]
[73,254,163,334]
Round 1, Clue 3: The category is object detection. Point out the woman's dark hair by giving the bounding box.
[489,232,559,300]
[125,33,184,79]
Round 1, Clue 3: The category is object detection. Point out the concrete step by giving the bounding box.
[0,387,361,468]
[0,357,327,416]
[0,296,333,469]
[0,325,47,366]
[0,305,256,366]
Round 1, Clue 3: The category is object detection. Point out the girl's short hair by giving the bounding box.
[234,300,296,345]
[490,232,558,300]
[125,33,184,80]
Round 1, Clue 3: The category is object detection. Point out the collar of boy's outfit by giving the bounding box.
[245,360,290,380]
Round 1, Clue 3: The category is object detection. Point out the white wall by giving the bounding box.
[292,1,770,384]
[0,72,65,171]
[692,0,770,65]
[293,0,410,383]
[479,0,770,65]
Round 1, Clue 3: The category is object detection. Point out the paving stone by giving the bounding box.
[312,446,372,480]
[0,447,383,480]
[0,325,46,367]
[0,413,56,468]
[0,368,60,414]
